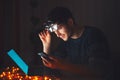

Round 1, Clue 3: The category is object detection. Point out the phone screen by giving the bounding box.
[38,52,51,61]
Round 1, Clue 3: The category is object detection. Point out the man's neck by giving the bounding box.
[71,26,84,39]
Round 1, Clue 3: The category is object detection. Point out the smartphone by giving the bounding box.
[38,52,51,61]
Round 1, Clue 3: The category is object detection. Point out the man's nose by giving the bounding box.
[55,31,60,37]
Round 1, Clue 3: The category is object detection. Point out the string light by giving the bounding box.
[0,67,55,80]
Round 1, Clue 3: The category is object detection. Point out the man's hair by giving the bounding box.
[47,6,75,25]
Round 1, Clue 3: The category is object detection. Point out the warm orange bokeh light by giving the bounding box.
[0,67,43,80]
[0,67,60,80]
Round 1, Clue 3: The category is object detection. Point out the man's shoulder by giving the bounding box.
[84,26,102,32]
[84,26,105,36]
[83,26,107,43]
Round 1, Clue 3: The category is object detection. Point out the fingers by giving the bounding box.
[41,56,62,69]
[39,30,47,38]
[49,56,57,61]
[41,56,52,67]
[42,60,47,66]
[41,56,48,62]
[38,30,48,42]
[41,56,49,65]
[38,30,50,39]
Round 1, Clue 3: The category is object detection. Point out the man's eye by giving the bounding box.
[58,26,62,30]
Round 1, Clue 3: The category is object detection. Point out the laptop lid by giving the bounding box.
[7,49,28,74]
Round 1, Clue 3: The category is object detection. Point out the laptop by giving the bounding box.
[7,49,44,76]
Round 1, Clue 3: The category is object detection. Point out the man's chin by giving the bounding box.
[62,37,68,41]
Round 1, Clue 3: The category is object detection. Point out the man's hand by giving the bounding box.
[41,55,96,77]
[38,30,51,54]
[41,55,65,69]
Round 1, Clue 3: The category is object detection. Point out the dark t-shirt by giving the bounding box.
[54,26,112,80]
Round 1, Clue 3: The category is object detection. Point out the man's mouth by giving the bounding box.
[60,34,66,40]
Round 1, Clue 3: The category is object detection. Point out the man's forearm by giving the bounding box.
[43,48,50,54]
[60,63,97,78]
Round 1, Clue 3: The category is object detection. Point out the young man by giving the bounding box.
[39,7,112,80]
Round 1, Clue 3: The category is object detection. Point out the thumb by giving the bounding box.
[48,55,57,61]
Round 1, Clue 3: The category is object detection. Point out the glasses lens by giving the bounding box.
[44,20,58,32]
[52,24,58,31]
[47,24,58,32]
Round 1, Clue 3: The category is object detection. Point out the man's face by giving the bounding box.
[54,24,71,41]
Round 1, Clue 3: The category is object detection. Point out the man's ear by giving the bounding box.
[67,18,74,26]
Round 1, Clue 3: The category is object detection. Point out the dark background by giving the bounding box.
[0,0,120,79]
